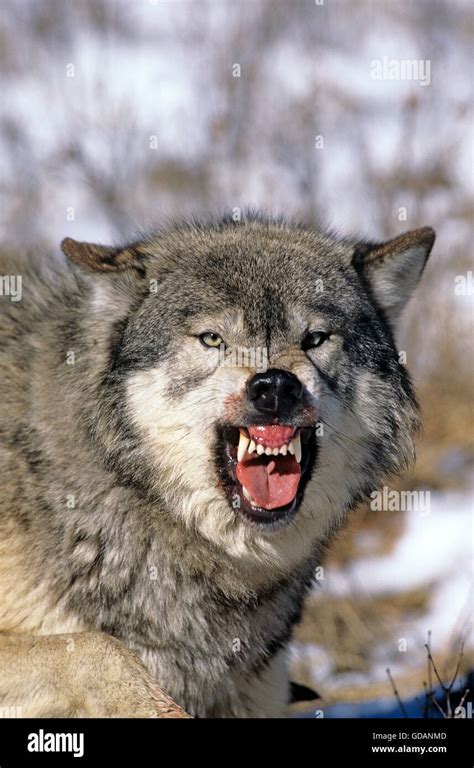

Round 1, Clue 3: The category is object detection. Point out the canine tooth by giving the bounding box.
[237,433,250,462]
[293,433,302,463]
[256,444,265,455]
[248,440,256,454]
[242,485,258,507]
[272,447,279,456]
[288,442,295,455]
[265,447,273,456]
[280,444,288,456]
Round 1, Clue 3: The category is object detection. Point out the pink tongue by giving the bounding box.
[236,453,301,510]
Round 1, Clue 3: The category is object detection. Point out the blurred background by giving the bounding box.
[1,0,472,717]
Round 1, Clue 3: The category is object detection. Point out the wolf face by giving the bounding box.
[62,216,434,574]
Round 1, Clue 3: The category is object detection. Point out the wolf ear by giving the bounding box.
[351,227,435,325]
[61,238,146,276]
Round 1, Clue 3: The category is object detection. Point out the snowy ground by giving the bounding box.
[291,481,473,701]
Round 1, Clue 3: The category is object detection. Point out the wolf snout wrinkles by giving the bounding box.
[247,368,303,416]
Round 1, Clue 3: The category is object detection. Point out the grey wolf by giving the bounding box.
[0,214,435,717]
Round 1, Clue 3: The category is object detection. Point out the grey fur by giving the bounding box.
[0,214,434,717]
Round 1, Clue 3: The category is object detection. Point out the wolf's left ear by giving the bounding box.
[351,227,435,325]
[61,238,146,277]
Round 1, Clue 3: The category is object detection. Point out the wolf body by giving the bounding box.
[0,215,434,717]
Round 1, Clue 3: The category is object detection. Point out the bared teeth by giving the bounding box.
[236,430,302,462]
[293,433,302,463]
[284,435,301,462]
[237,433,250,462]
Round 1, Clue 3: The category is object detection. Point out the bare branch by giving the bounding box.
[424,643,446,692]
[386,667,408,718]
[456,688,470,716]
[448,642,465,692]
[428,691,447,719]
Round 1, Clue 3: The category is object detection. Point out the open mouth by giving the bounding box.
[217,424,317,529]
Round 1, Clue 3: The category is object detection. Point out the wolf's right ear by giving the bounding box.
[61,238,146,277]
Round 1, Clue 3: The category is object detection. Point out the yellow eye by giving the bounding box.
[302,331,330,351]
[199,331,224,348]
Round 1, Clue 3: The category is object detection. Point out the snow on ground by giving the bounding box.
[291,482,473,691]
[328,485,472,604]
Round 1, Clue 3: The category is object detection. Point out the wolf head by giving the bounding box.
[62,216,434,573]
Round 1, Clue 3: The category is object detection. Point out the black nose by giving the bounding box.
[247,368,303,415]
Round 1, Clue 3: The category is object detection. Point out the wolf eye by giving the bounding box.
[302,331,330,351]
[199,331,224,348]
